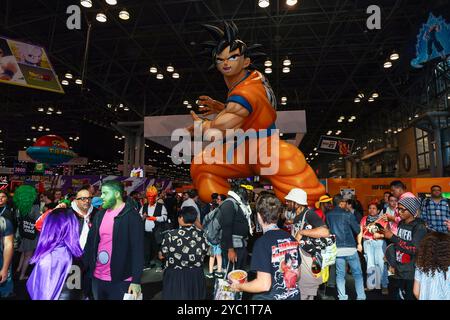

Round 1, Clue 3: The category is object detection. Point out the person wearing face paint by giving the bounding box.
[380,196,427,300]
[188,21,325,208]
[140,186,168,269]
[83,181,144,300]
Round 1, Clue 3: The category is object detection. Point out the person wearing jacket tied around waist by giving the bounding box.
[83,181,144,300]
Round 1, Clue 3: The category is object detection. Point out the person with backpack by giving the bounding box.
[0,211,14,298]
[285,188,330,300]
[205,194,227,279]
[140,186,168,270]
[13,185,40,281]
[420,185,449,233]
[203,180,253,273]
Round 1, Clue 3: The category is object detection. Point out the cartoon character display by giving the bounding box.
[411,13,450,68]
[280,253,299,290]
[188,21,325,207]
[18,44,43,67]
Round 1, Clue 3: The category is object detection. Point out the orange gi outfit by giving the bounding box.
[191,70,325,207]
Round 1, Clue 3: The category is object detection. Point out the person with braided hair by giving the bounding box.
[188,21,325,208]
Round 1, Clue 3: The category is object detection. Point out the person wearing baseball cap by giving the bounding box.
[380,196,427,300]
[314,195,333,222]
[284,188,330,300]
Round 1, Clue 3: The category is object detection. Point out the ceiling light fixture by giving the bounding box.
[119,10,130,20]
[183,100,189,105]
[38,108,44,112]
[75,79,82,85]
[282,66,290,73]
[80,0,93,8]
[357,93,365,99]
[105,0,117,5]
[283,57,291,66]
[390,51,400,61]
[384,61,392,68]
[265,67,272,74]
[281,96,287,102]
[61,80,69,86]
[354,98,361,103]
[258,0,270,8]
[56,110,62,115]
[156,73,164,79]
[150,67,157,73]
[264,59,272,67]
[372,92,379,98]
[368,97,374,102]
[172,72,180,79]
[286,0,298,6]
[337,119,343,123]
[96,13,107,23]
[166,65,174,72]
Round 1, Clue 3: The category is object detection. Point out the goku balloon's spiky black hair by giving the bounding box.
[201,21,266,70]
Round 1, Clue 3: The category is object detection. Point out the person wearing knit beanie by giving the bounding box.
[398,197,421,217]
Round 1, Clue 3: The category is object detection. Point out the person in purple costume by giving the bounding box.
[26,208,83,300]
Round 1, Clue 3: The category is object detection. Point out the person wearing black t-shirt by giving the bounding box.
[231,193,300,300]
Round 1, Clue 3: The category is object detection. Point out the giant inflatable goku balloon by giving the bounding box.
[188,21,325,206]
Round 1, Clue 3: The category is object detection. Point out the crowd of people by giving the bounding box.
[0,179,449,300]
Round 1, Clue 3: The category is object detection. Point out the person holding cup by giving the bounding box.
[231,194,301,300]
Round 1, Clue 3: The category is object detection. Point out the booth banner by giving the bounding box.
[317,135,354,156]
[0,36,64,93]
[328,178,450,214]
[411,13,450,68]
[6,175,173,196]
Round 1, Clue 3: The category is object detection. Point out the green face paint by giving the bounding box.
[101,186,117,209]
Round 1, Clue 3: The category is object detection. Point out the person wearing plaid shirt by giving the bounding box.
[420,185,450,233]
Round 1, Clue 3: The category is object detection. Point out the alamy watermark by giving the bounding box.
[171,121,280,176]
[66,5,81,30]
[366,5,381,30]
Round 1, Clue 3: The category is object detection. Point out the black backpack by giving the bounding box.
[18,210,38,240]
[203,198,239,245]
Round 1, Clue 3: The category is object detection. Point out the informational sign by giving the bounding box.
[0,176,8,190]
[0,36,64,93]
[34,163,45,174]
[317,135,355,156]
[411,13,450,68]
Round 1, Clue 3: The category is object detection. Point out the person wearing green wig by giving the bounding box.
[13,185,41,281]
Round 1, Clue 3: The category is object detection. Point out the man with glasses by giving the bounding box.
[420,185,449,233]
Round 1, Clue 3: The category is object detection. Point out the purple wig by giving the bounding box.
[30,208,83,264]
